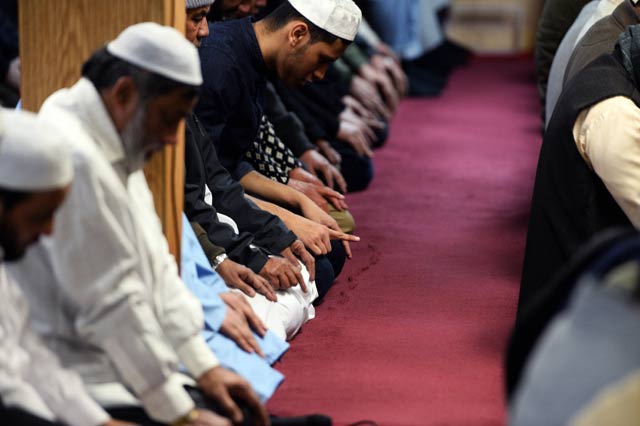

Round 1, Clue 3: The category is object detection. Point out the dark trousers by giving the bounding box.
[107,385,255,426]
[314,240,347,302]
[107,386,332,426]
[0,401,65,426]
[330,140,374,193]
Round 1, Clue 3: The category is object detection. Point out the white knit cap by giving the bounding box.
[0,109,73,191]
[107,22,203,86]
[186,0,215,8]
[288,0,362,42]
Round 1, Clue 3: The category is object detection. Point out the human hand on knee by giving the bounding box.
[217,259,277,302]
[197,367,270,426]
[259,257,307,292]
[282,239,315,282]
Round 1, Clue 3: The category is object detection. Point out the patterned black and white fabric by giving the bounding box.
[246,115,302,184]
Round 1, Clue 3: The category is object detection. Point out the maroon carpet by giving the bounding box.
[268,58,542,426]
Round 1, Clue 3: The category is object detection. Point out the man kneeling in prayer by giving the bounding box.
[9,23,268,426]
[0,109,130,426]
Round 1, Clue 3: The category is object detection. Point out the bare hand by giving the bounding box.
[259,256,307,292]
[371,54,408,97]
[299,198,357,258]
[198,367,270,426]
[220,292,267,337]
[219,293,266,356]
[282,240,315,282]
[337,120,374,159]
[282,212,359,256]
[288,167,323,186]
[359,63,400,113]
[341,107,384,135]
[299,149,347,193]
[288,178,348,211]
[350,75,391,120]
[342,95,377,121]
[316,139,342,166]
[216,259,277,302]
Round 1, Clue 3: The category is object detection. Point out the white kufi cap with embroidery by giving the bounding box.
[107,22,203,86]
[288,0,362,42]
[0,109,73,191]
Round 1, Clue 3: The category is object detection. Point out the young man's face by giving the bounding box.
[0,187,68,261]
[186,6,211,47]
[280,35,347,88]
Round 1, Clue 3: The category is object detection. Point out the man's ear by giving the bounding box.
[112,76,138,107]
[105,76,140,132]
[289,21,309,47]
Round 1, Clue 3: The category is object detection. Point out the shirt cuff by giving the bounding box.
[139,373,196,423]
[268,231,298,255]
[59,393,111,426]
[176,335,220,379]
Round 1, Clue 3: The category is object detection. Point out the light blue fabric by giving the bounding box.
[180,214,289,401]
[365,0,446,60]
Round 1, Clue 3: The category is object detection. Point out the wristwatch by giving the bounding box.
[212,253,228,270]
[172,409,199,426]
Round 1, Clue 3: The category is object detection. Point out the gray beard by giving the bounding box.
[120,105,147,173]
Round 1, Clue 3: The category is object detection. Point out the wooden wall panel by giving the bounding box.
[19,0,186,262]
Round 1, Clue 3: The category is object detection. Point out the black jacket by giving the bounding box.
[184,113,297,273]
[519,51,637,317]
[195,18,268,180]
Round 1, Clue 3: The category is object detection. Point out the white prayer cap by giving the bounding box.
[288,0,362,42]
[186,0,215,8]
[0,109,73,192]
[107,22,203,86]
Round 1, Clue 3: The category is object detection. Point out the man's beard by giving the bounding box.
[120,105,148,172]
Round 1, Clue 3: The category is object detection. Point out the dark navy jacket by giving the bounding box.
[195,17,268,180]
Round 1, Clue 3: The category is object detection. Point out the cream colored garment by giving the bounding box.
[0,264,109,426]
[8,78,218,423]
[572,95,640,228]
[571,369,640,426]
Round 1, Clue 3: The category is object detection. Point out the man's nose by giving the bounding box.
[313,65,329,81]
[199,18,209,38]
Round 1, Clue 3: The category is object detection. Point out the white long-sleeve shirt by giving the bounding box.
[0,261,109,426]
[8,78,219,423]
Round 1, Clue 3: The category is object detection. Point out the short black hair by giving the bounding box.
[0,188,31,212]
[263,2,351,46]
[81,47,199,101]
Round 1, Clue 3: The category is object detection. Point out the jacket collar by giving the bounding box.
[614,0,640,28]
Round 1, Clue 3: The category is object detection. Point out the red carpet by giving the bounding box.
[268,58,542,426]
